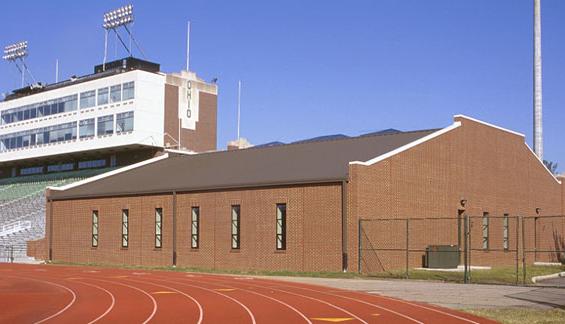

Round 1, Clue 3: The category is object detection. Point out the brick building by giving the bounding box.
[29,115,565,272]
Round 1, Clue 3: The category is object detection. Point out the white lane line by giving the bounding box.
[177,277,311,324]
[124,277,204,324]
[269,284,423,324]
[5,276,78,324]
[89,278,157,324]
[195,276,365,324]
[373,295,480,324]
[154,277,256,324]
[67,280,116,324]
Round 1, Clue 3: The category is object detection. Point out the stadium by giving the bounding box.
[1,2,565,323]
[0,3,561,275]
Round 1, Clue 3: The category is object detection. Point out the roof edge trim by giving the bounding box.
[454,114,525,137]
[524,142,562,185]
[349,121,462,166]
[47,153,170,193]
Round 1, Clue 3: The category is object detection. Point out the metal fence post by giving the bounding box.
[405,219,409,279]
[521,216,526,284]
[463,214,469,284]
[515,216,519,285]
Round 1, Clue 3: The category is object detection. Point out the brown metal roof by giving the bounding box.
[48,129,438,200]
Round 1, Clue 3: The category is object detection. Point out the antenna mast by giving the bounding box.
[237,80,242,141]
[186,21,191,71]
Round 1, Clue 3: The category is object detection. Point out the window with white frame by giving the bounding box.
[231,205,240,249]
[155,208,163,248]
[482,212,489,250]
[122,209,129,248]
[276,204,286,250]
[191,207,199,249]
[92,210,99,247]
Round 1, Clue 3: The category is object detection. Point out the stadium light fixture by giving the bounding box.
[101,4,145,71]
[3,41,36,87]
[2,41,28,61]
[103,4,134,30]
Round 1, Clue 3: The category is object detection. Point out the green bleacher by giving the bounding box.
[0,168,117,202]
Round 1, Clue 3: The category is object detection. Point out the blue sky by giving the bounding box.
[1,1,563,171]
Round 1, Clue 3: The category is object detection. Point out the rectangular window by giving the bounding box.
[79,118,95,139]
[231,205,240,249]
[116,111,134,133]
[122,209,129,248]
[97,115,114,136]
[97,87,109,105]
[122,81,135,100]
[191,207,200,249]
[276,204,287,250]
[482,212,489,250]
[78,159,107,169]
[155,208,163,248]
[110,84,122,103]
[92,210,99,247]
[503,214,509,250]
[80,90,96,109]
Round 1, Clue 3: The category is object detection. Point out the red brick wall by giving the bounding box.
[27,237,47,260]
[164,85,217,152]
[349,116,563,272]
[46,184,343,272]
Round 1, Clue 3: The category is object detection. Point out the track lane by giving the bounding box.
[2,275,78,324]
[0,264,498,324]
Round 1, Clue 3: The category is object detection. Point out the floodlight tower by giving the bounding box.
[102,4,145,71]
[533,0,543,159]
[3,41,36,87]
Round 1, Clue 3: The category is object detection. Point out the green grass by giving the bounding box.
[366,265,565,285]
[48,261,563,285]
[49,260,362,279]
[463,308,565,324]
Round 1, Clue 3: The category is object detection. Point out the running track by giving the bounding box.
[0,264,497,324]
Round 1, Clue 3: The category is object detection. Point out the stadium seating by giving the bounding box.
[0,168,116,262]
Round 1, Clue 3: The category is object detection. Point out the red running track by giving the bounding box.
[0,264,497,324]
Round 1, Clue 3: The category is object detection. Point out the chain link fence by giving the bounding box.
[359,215,565,285]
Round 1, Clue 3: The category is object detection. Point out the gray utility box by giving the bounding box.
[425,245,459,269]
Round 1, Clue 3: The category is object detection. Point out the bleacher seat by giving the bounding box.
[0,168,117,262]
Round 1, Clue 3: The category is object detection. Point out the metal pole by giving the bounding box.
[186,21,191,71]
[103,29,108,71]
[237,80,241,141]
[55,59,59,83]
[534,217,538,262]
[533,0,543,159]
[405,219,409,279]
[464,214,468,283]
[515,216,519,285]
[468,216,473,283]
[522,216,527,284]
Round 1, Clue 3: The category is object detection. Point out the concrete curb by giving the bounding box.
[531,271,565,283]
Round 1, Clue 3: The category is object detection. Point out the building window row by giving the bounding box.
[0,122,77,151]
[83,81,135,109]
[1,95,78,125]
[90,203,288,251]
[0,111,135,152]
[0,81,135,125]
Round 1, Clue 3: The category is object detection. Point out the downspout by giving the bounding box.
[341,180,348,272]
[48,197,53,262]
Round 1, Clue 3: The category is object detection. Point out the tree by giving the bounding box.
[543,160,559,175]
